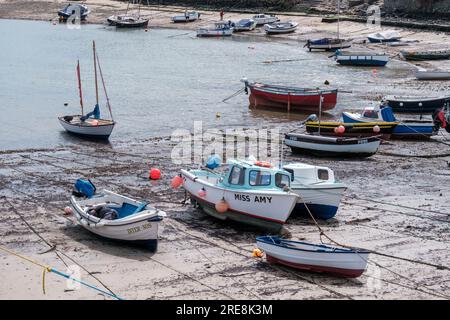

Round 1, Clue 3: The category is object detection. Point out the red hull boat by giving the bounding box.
[243,80,338,113]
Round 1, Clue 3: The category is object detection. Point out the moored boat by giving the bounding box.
[71,189,166,251]
[232,19,257,32]
[305,119,397,139]
[59,41,116,140]
[367,30,401,43]
[264,21,298,35]
[305,38,351,51]
[252,14,279,26]
[172,11,200,23]
[196,21,233,37]
[401,49,450,61]
[256,236,370,278]
[180,159,299,232]
[115,16,149,28]
[415,70,450,81]
[384,95,450,114]
[58,4,90,21]
[333,50,389,67]
[284,132,381,158]
[342,106,437,139]
[283,163,347,220]
[242,79,338,113]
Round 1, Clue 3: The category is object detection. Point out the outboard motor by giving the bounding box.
[304,114,318,123]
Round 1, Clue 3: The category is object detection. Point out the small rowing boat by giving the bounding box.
[242,79,337,113]
[256,236,369,278]
[415,70,450,81]
[333,50,389,67]
[367,30,401,43]
[264,21,298,35]
[71,189,166,251]
[401,49,450,61]
[384,95,450,114]
[180,159,299,232]
[172,11,200,23]
[284,133,381,157]
[232,19,257,32]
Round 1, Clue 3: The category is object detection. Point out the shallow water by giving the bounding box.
[0,19,421,150]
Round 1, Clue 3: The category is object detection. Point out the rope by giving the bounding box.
[222,87,245,103]
[0,245,123,300]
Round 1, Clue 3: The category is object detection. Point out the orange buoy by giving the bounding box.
[255,161,272,168]
[215,198,229,213]
[252,248,263,258]
[198,188,206,198]
[171,175,183,189]
[149,168,161,180]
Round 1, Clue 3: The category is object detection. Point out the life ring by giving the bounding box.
[255,161,272,168]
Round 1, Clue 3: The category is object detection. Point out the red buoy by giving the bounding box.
[149,168,161,180]
[171,175,183,189]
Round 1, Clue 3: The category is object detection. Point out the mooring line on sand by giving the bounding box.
[0,196,120,299]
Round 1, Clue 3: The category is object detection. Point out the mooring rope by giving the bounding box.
[0,245,123,300]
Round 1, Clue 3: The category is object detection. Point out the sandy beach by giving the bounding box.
[0,1,450,300]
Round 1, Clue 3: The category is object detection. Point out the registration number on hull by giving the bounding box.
[127,223,152,234]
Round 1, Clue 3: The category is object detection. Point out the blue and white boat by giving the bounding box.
[256,236,369,278]
[334,50,389,67]
[283,163,347,220]
[232,19,257,32]
[181,159,299,231]
[71,190,166,251]
[305,38,351,51]
[342,105,437,139]
[196,21,233,37]
[367,30,401,43]
[58,3,90,21]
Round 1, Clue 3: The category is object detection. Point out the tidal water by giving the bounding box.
[0,19,420,150]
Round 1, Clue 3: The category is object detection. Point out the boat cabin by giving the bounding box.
[283,163,336,185]
[219,160,292,191]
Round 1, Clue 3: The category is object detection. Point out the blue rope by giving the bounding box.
[50,268,124,300]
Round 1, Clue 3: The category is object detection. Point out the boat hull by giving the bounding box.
[196,29,233,37]
[256,237,369,278]
[264,23,298,35]
[305,121,396,139]
[415,71,450,81]
[285,133,381,157]
[367,37,401,43]
[181,170,298,231]
[385,96,448,113]
[247,84,337,113]
[336,55,388,66]
[115,19,149,28]
[58,116,115,140]
[306,39,351,51]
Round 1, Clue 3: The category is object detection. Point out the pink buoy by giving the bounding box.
[64,206,73,215]
[91,119,99,126]
[198,188,206,198]
[338,125,346,134]
[149,168,161,180]
[215,198,229,213]
[171,175,183,189]
[373,125,381,133]
[334,127,339,134]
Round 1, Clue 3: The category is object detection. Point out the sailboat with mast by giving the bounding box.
[305,0,351,51]
[107,0,149,28]
[59,41,115,140]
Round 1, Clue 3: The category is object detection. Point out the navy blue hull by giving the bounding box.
[292,203,339,220]
[64,131,111,140]
[337,60,388,67]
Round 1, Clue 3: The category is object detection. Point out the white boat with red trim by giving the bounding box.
[256,236,369,278]
[180,159,298,232]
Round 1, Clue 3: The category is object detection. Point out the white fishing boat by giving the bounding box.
[252,14,279,26]
[180,159,299,231]
[264,21,298,35]
[256,236,370,278]
[172,11,200,23]
[59,41,116,140]
[284,133,381,157]
[415,70,450,80]
[283,163,347,220]
[367,30,401,43]
[71,190,166,251]
[196,21,233,37]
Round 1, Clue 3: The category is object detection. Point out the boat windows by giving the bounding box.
[229,166,245,185]
[318,169,329,181]
[282,168,295,181]
[362,109,378,119]
[249,170,271,186]
[275,173,290,188]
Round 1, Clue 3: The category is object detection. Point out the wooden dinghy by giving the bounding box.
[242,79,338,113]
[71,190,166,251]
[264,21,298,35]
[284,132,381,157]
[401,49,450,61]
[256,236,369,278]
[367,30,401,43]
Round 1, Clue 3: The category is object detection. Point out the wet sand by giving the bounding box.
[1,0,450,300]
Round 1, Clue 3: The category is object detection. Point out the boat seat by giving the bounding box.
[107,202,148,219]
